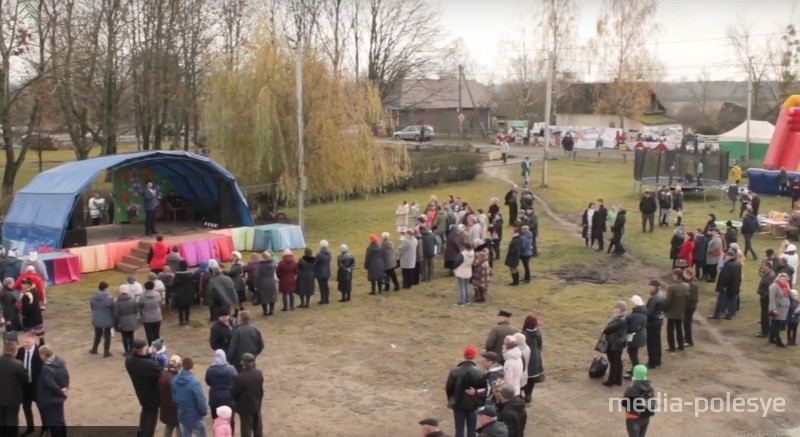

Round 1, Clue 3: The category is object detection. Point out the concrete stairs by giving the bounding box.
[116,241,152,273]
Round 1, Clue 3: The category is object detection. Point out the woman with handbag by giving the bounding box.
[601,301,628,387]
[522,314,544,404]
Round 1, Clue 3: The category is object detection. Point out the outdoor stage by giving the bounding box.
[50,221,306,278]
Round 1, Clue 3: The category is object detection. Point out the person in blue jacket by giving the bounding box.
[172,356,208,437]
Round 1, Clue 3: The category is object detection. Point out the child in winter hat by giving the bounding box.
[213,406,233,437]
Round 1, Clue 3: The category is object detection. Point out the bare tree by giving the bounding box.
[49,0,130,159]
[221,0,249,69]
[768,24,800,108]
[589,0,660,129]
[727,17,773,114]
[366,0,442,100]
[685,69,714,121]
[317,0,355,76]
[537,0,580,120]
[0,0,52,197]
[504,34,544,119]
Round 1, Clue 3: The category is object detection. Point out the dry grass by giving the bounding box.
[535,158,798,372]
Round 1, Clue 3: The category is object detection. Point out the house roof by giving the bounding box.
[384,79,495,110]
[557,83,666,116]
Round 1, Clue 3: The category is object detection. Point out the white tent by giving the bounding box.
[718,120,775,143]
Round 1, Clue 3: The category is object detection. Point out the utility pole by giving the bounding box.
[296,40,306,230]
[541,52,554,188]
[458,64,464,140]
[745,56,753,163]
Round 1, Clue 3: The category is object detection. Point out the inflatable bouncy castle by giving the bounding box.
[747,95,800,195]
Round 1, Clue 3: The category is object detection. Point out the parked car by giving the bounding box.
[18,133,62,151]
[393,125,434,141]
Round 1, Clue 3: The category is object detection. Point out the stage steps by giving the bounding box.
[116,241,152,274]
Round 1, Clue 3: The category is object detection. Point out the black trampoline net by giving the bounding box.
[634,150,729,187]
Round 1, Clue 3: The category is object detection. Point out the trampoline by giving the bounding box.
[633,149,730,201]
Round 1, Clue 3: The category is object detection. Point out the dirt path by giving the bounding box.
[483,165,800,435]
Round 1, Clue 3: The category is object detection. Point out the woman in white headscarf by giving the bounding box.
[226,251,246,314]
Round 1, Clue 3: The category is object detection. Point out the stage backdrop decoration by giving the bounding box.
[112,167,173,223]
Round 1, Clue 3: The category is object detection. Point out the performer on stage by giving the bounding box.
[143,180,161,236]
[88,193,105,226]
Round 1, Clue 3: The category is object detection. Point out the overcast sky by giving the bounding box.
[439,0,800,83]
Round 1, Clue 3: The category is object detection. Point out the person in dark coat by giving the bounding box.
[645,280,665,369]
[114,285,137,356]
[491,214,504,261]
[692,230,708,280]
[89,281,115,358]
[1,278,20,332]
[445,346,484,437]
[741,210,759,260]
[380,233,400,292]
[17,332,44,435]
[521,315,543,404]
[226,252,247,314]
[232,353,264,437]
[756,260,777,338]
[125,338,162,437]
[205,349,237,430]
[624,296,648,379]
[712,250,742,319]
[581,202,596,248]
[683,269,700,347]
[504,228,522,286]
[0,341,27,431]
[638,190,657,233]
[495,384,527,437]
[19,278,44,346]
[207,260,238,319]
[296,248,316,308]
[420,225,438,282]
[276,249,298,311]
[337,245,355,302]
[170,261,195,325]
[254,252,277,316]
[664,269,689,352]
[158,356,181,437]
[243,254,259,304]
[227,311,264,371]
[36,346,69,437]
[209,307,235,354]
[314,241,333,304]
[592,199,609,251]
[485,310,517,363]
[364,234,385,294]
[602,301,628,387]
[608,207,627,256]
[504,185,518,226]
[444,226,463,273]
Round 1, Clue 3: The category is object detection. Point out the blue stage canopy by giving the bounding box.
[3,151,253,249]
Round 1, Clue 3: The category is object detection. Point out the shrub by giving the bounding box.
[395,152,484,190]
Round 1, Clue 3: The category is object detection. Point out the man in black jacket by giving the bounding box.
[17,332,44,435]
[232,353,264,437]
[227,311,264,371]
[445,346,484,437]
[645,280,665,369]
[711,250,743,320]
[125,338,162,437]
[756,260,777,338]
[0,278,20,333]
[592,199,608,251]
[209,307,235,354]
[0,341,27,430]
[638,191,657,233]
[495,384,526,437]
[36,346,69,437]
[609,207,627,256]
[741,210,759,260]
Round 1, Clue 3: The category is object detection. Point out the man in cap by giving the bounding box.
[485,310,517,364]
[475,406,508,437]
[621,365,656,437]
[710,249,742,320]
[638,190,657,233]
[207,259,237,319]
[419,418,450,437]
[445,346,484,437]
[756,260,777,338]
[645,280,665,369]
[664,269,688,352]
[232,353,264,437]
[125,338,162,437]
[209,307,235,355]
[466,351,504,408]
[494,383,526,437]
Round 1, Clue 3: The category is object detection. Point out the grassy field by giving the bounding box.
[532,158,798,372]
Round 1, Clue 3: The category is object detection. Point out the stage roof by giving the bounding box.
[3,151,253,249]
